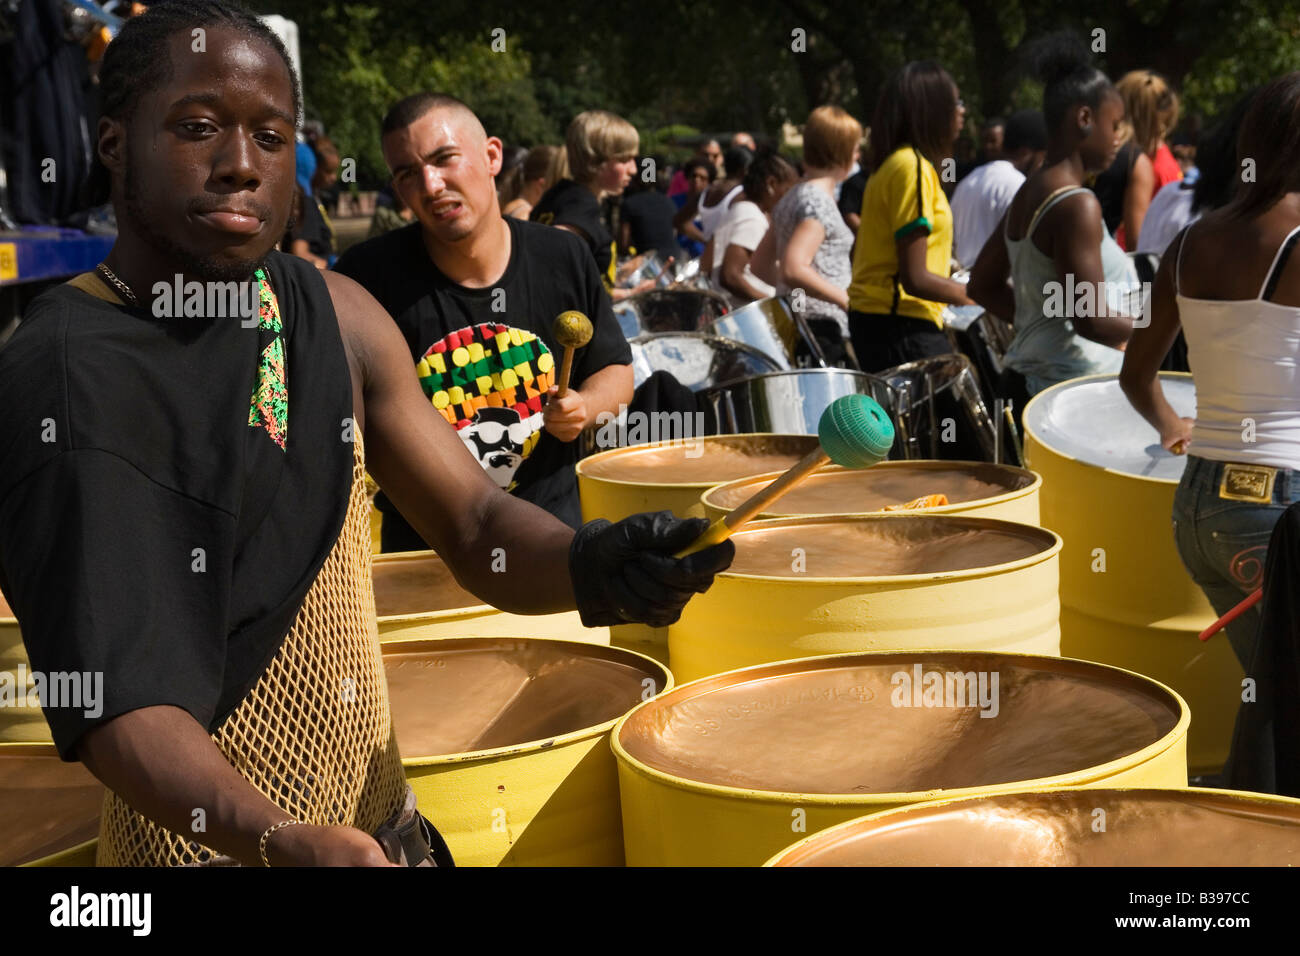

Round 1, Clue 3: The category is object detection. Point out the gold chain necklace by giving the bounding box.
[95,262,139,306]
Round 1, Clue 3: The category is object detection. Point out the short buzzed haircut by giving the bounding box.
[381,92,483,138]
[1003,109,1048,152]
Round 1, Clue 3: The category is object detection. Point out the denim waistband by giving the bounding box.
[1181,454,1299,504]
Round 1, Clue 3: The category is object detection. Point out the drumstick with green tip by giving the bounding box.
[673,394,897,558]
[553,310,593,398]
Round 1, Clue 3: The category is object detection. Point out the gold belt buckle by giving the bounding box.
[1219,463,1277,504]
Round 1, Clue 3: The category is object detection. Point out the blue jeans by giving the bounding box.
[1173,456,1300,670]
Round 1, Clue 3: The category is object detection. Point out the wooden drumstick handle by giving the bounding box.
[556,346,577,398]
[673,448,832,558]
[1198,587,1262,641]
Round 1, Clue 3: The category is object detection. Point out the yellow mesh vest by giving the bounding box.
[97,430,407,866]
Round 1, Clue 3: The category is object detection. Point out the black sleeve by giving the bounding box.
[545,188,604,251]
[572,245,632,387]
[0,450,233,760]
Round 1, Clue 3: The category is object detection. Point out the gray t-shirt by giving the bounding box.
[771,180,854,334]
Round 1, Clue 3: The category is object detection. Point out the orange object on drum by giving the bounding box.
[883,493,950,511]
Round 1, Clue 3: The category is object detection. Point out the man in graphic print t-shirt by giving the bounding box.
[336,93,632,548]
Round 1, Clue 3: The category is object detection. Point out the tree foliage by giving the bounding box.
[251,0,1300,183]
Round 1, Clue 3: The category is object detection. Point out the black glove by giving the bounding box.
[569,511,736,628]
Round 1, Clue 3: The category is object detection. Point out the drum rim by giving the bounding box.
[384,636,673,767]
[763,785,1300,867]
[699,461,1043,518]
[0,741,104,868]
[1022,372,1195,486]
[701,366,890,388]
[574,434,821,489]
[713,514,1062,583]
[372,549,499,624]
[611,649,1190,805]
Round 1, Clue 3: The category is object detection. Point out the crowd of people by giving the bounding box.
[4,0,1299,869]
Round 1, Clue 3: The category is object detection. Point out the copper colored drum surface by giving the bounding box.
[618,653,1180,796]
[0,591,11,617]
[707,463,1033,515]
[726,516,1056,578]
[578,435,818,484]
[386,638,666,757]
[0,748,102,866]
[774,789,1300,866]
[372,552,482,617]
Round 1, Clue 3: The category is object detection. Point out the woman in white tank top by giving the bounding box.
[1120,72,1300,680]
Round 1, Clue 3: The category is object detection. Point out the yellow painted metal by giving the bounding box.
[701,461,1042,525]
[373,550,606,647]
[668,515,1062,683]
[576,435,816,665]
[394,638,672,866]
[1060,607,1239,775]
[1023,372,1236,774]
[613,651,1189,867]
[3,741,101,866]
[764,787,1300,866]
[578,435,815,523]
[0,605,52,743]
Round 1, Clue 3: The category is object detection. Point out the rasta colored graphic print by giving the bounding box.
[248,267,288,450]
[417,323,555,489]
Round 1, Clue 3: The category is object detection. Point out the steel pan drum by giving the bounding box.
[701,461,1041,525]
[630,332,781,391]
[373,550,602,646]
[576,434,820,663]
[614,650,1188,866]
[878,353,997,461]
[767,787,1300,866]
[700,368,894,436]
[577,434,820,523]
[1023,373,1234,774]
[943,306,1015,410]
[669,514,1062,682]
[622,288,728,337]
[385,637,670,866]
[0,594,51,743]
[2,742,102,867]
[703,296,799,370]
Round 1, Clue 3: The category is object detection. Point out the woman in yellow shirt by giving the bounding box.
[848,61,975,372]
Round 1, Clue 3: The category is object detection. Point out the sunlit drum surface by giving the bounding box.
[768,788,1300,866]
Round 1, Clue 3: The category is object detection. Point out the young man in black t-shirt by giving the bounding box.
[531,110,652,302]
[336,93,633,543]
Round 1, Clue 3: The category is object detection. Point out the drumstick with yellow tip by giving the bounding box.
[674,395,897,558]
[553,310,593,398]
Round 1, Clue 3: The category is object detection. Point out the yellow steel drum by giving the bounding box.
[373,550,604,646]
[1,742,102,867]
[0,594,52,743]
[576,434,819,664]
[668,515,1062,682]
[1023,373,1239,774]
[701,461,1041,525]
[386,637,671,866]
[766,787,1300,866]
[614,650,1189,866]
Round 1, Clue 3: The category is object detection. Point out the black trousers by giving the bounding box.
[849,310,952,374]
